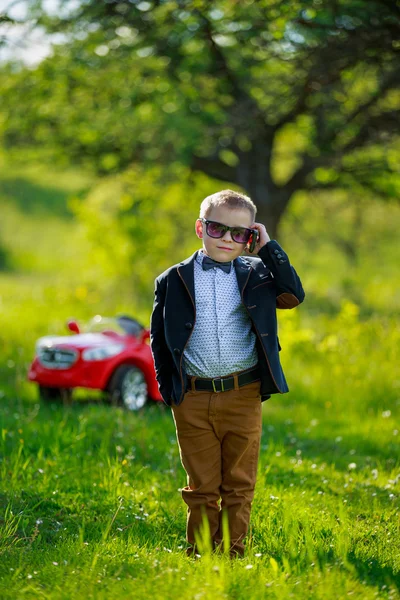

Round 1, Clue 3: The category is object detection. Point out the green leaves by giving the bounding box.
[1,0,399,235]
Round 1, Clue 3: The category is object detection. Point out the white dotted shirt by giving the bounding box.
[183,249,259,378]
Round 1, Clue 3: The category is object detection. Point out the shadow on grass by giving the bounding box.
[37,393,166,411]
[259,413,399,472]
[347,552,400,591]
[264,543,400,593]
[0,486,185,556]
[0,177,91,218]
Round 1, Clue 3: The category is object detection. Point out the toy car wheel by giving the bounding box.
[38,385,72,403]
[108,365,148,411]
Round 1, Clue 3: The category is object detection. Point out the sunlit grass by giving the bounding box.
[0,157,399,598]
[1,394,399,599]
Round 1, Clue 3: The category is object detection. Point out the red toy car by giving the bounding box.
[28,315,163,410]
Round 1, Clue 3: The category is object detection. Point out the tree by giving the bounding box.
[1,0,399,237]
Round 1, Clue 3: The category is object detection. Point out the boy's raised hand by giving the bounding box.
[243,222,271,255]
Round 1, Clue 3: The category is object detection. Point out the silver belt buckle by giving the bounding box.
[212,377,225,393]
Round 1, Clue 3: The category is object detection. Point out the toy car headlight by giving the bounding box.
[82,344,125,361]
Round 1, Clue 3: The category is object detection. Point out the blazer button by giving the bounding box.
[185,322,193,329]
[278,259,285,264]
[274,249,279,255]
[276,253,283,258]
[173,348,181,355]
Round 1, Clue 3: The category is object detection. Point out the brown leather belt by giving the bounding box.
[186,365,260,393]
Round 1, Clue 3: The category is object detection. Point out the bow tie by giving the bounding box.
[202,255,232,274]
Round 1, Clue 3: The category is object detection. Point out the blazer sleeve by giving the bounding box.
[150,276,174,402]
[257,240,305,310]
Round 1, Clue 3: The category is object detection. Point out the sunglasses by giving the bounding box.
[200,218,257,244]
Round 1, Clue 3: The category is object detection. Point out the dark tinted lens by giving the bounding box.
[231,228,251,243]
[206,221,226,238]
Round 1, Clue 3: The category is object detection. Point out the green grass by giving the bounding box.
[1,396,399,599]
[0,153,399,599]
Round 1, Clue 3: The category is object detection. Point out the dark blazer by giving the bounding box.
[150,240,305,406]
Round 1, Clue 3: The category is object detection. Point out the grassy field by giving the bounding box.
[0,154,399,599]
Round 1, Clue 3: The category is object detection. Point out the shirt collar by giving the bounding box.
[196,248,234,267]
[196,248,205,266]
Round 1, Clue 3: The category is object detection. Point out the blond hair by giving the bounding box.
[199,189,257,223]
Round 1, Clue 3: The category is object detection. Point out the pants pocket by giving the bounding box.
[240,380,261,400]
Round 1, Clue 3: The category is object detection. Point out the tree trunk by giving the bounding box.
[235,146,292,240]
[252,191,292,241]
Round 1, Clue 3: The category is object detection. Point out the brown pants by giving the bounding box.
[171,379,262,556]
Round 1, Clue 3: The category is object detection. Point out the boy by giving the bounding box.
[150,190,305,558]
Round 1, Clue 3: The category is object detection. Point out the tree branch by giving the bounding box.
[191,154,236,183]
[194,9,275,142]
[341,67,400,129]
[340,111,400,153]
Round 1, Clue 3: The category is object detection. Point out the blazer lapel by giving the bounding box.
[177,250,197,303]
[234,255,253,294]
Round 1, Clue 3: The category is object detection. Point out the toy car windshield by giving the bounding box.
[85,315,145,338]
